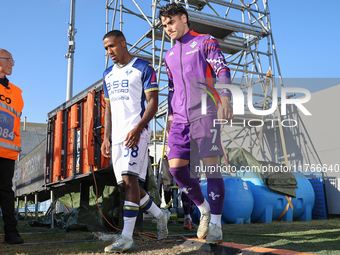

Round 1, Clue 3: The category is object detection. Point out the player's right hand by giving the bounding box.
[101,139,111,158]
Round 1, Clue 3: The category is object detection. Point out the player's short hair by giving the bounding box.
[158,2,190,28]
[103,30,126,41]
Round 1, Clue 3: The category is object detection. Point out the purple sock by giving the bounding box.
[190,202,196,217]
[206,166,225,215]
[169,165,205,206]
[181,192,192,215]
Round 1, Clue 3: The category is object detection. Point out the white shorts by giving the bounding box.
[111,130,149,185]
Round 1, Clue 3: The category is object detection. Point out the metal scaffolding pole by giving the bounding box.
[65,0,76,101]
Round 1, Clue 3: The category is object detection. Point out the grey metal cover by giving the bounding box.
[13,139,47,197]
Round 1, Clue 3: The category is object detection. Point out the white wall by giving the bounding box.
[221,84,340,214]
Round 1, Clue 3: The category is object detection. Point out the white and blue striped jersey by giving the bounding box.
[103,57,158,145]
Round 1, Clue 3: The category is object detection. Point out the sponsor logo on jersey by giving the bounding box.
[210,145,219,151]
[129,162,137,166]
[109,88,129,95]
[168,51,174,57]
[186,48,199,55]
[209,191,220,201]
[112,95,129,101]
[107,72,114,79]
[126,70,132,76]
[190,41,197,48]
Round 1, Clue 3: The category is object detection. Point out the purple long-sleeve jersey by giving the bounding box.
[164,30,231,123]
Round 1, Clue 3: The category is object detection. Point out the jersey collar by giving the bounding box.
[115,56,135,69]
[178,29,195,44]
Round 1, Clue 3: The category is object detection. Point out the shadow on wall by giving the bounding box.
[262,103,339,215]
[280,104,323,170]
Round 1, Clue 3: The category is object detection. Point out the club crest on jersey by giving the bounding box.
[126,70,133,76]
[190,41,197,48]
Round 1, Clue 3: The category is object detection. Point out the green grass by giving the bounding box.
[144,218,340,255]
[222,220,340,254]
[0,217,339,254]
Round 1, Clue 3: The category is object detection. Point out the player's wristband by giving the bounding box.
[168,115,173,121]
[220,88,231,98]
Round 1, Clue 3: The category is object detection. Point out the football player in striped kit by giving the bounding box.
[101,30,170,253]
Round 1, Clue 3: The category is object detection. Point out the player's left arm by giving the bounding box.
[204,36,234,121]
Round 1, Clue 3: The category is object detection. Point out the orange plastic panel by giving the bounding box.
[70,104,78,129]
[83,91,95,174]
[52,110,63,182]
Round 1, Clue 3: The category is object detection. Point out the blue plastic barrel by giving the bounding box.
[291,171,315,221]
[192,174,254,224]
[237,170,315,223]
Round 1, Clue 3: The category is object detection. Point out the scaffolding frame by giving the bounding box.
[104,0,287,183]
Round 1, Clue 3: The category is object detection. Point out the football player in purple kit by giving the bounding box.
[159,3,233,244]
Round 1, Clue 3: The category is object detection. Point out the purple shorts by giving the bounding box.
[167,116,223,161]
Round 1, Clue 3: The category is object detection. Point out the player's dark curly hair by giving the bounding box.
[158,2,190,27]
[103,30,126,41]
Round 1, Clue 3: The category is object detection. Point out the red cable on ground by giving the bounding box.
[91,170,159,240]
